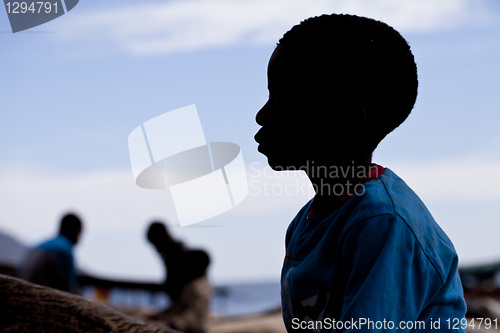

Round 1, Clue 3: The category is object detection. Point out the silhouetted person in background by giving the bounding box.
[18,213,82,293]
[146,221,211,333]
[255,14,466,332]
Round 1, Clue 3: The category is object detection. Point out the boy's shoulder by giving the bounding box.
[347,167,458,282]
[36,235,73,254]
[352,167,427,220]
[353,167,443,235]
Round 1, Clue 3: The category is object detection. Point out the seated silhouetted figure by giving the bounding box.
[19,213,83,293]
[147,221,211,333]
[254,13,466,332]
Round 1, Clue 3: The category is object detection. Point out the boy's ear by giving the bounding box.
[336,103,367,129]
[358,104,368,123]
[349,103,368,124]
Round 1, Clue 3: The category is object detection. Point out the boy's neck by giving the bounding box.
[307,155,373,213]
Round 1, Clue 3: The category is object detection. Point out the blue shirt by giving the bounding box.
[281,168,466,332]
[36,234,77,290]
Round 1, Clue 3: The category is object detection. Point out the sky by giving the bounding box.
[1,0,500,284]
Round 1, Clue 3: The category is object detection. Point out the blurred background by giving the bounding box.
[1,0,500,325]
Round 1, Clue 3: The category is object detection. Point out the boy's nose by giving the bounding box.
[256,100,271,126]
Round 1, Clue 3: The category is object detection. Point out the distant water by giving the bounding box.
[81,280,282,317]
[211,281,281,316]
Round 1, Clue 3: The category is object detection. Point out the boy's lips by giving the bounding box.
[255,128,269,153]
[255,126,286,154]
[257,142,268,154]
[255,126,277,143]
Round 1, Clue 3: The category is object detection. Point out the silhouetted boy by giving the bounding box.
[255,14,466,332]
[19,213,83,293]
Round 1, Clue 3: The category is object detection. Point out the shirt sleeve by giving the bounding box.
[338,213,451,332]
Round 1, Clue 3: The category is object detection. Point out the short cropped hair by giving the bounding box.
[279,14,418,151]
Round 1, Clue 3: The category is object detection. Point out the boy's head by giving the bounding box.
[59,213,83,245]
[147,221,179,251]
[255,14,418,170]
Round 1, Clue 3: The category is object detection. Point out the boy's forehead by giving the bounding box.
[267,45,283,80]
[267,44,328,95]
[267,44,299,88]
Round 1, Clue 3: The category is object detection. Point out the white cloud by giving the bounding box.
[385,156,500,202]
[0,165,176,240]
[55,0,488,56]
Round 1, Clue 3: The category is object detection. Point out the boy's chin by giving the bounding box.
[266,156,305,172]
